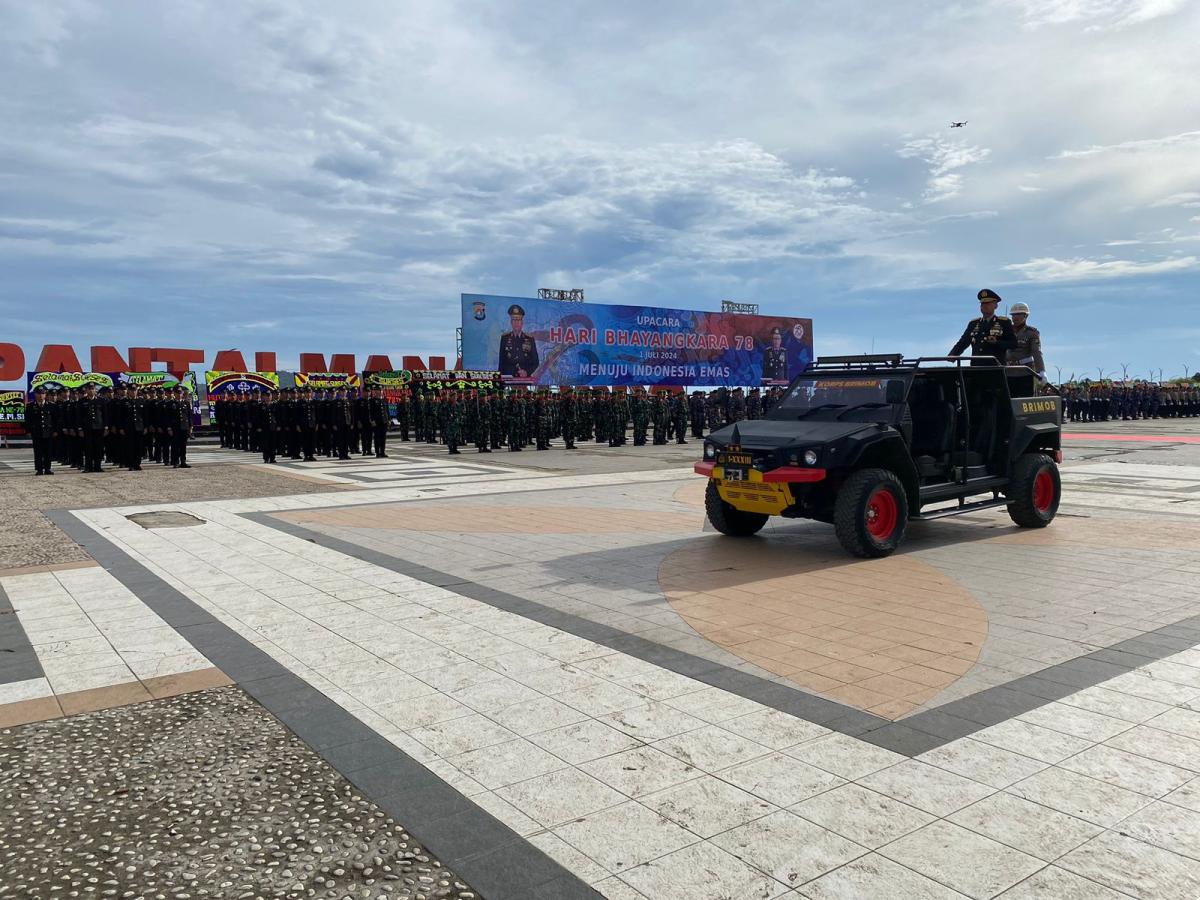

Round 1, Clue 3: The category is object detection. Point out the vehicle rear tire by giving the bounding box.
[705,481,768,537]
[834,468,908,558]
[1007,453,1059,528]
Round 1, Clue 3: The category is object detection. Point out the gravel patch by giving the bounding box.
[0,686,478,899]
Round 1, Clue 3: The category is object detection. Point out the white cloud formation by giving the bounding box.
[896,136,991,203]
[1011,0,1188,30]
[1005,254,1198,281]
[1053,130,1200,159]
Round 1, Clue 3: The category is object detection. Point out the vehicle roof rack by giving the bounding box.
[810,354,905,369]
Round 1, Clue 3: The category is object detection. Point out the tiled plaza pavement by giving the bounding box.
[2,423,1200,898]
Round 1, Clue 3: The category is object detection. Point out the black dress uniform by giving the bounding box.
[169,393,192,467]
[125,392,147,470]
[498,304,539,378]
[368,391,389,457]
[25,396,55,475]
[949,289,1018,365]
[79,389,108,472]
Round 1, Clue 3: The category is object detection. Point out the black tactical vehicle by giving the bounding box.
[695,355,1062,557]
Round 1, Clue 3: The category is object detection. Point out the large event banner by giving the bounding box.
[27,371,117,391]
[363,370,412,417]
[204,371,279,396]
[460,294,813,387]
[0,390,25,436]
[412,370,502,392]
[293,372,362,390]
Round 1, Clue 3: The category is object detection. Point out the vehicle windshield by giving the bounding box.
[771,376,894,416]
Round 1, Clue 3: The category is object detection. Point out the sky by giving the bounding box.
[2,0,1199,386]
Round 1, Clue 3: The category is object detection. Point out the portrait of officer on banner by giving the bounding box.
[498,303,540,381]
[761,326,789,385]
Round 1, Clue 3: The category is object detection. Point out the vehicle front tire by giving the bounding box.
[834,468,908,558]
[1007,453,1059,528]
[705,481,768,537]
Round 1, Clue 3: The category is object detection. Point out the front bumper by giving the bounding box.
[694,461,827,516]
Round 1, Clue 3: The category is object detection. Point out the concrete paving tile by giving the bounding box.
[878,820,1045,900]
[372,693,473,730]
[783,732,905,780]
[947,792,1101,862]
[857,760,995,817]
[618,841,788,900]
[486,694,590,736]
[641,775,777,839]
[717,709,829,750]
[599,701,706,742]
[710,809,867,890]
[1057,831,1200,899]
[407,712,518,757]
[995,866,1130,899]
[1007,767,1153,827]
[710,753,844,811]
[581,745,702,798]
[917,738,1048,789]
[1016,701,1135,743]
[652,724,773,773]
[0,677,53,704]
[448,737,568,789]
[1120,801,1200,861]
[971,718,1095,764]
[58,680,153,716]
[0,695,62,727]
[1058,683,1173,723]
[497,767,628,828]
[530,718,646,765]
[796,853,970,899]
[1146,706,1200,741]
[791,783,934,849]
[1105,724,1200,772]
[1058,743,1194,797]
[526,831,611,885]
[1164,777,1200,813]
[592,876,650,899]
[466,790,543,837]
[554,800,700,875]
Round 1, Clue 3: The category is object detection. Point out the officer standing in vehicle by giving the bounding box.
[1006,302,1046,381]
[949,288,1018,365]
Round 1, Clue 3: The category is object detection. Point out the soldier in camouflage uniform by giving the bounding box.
[651,391,668,445]
[630,388,649,446]
[670,390,689,444]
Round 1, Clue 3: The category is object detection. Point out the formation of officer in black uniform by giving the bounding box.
[213,386,394,463]
[24,384,194,475]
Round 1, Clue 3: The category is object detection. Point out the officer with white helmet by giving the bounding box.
[1006,302,1046,380]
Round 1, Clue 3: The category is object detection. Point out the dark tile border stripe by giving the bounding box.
[247,509,1200,757]
[44,508,600,900]
[0,581,45,686]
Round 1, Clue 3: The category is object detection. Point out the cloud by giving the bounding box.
[1011,0,1188,30]
[1150,192,1200,209]
[1005,255,1198,281]
[1053,130,1200,159]
[896,136,991,203]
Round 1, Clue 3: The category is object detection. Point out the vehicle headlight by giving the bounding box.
[704,443,716,460]
[803,449,819,466]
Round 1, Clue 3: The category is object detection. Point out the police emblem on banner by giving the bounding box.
[473,302,486,321]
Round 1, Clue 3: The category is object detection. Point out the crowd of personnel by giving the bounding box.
[1060,383,1200,422]
[212,387,391,463]
[23,383,194,476]
[208,385,789,458]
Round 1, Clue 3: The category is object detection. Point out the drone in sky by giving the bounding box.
[950,121,967,128]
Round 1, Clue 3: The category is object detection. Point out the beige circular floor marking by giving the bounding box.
[658,537,988,719]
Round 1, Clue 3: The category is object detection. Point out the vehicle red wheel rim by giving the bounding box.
[865,488,898,540]
[1033,469,1055,513]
